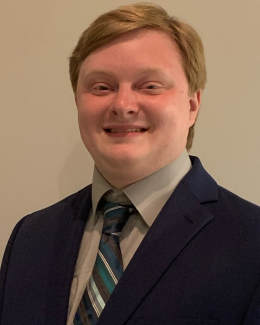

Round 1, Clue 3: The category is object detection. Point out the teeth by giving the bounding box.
[109,128,144,133]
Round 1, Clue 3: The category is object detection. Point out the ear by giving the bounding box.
[189,90,201,127]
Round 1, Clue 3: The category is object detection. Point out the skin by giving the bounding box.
[75,29,201,189]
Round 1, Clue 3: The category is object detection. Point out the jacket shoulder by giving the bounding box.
[20,185,92,226]
[217,185,260,217]
[0,186,92,323]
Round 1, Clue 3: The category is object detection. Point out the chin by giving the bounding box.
[109,154,140,166]
[102,151,144,168]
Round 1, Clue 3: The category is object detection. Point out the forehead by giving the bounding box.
[80,29,183,71]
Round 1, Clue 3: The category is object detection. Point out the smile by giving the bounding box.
[105,128,147,133]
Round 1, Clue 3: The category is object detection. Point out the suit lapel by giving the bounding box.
[98,157,218,325]
[98,196,214,322]
[45,186,92,325]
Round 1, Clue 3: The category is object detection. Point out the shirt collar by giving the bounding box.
[91,150,191,226]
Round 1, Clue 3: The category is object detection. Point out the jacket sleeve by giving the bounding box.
[0,217,26,322]
[243,279,260,324]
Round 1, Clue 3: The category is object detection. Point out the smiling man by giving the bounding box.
[1,3,260,325]
[76,29,200,189]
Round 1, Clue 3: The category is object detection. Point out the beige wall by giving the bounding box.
[1,0,260,262]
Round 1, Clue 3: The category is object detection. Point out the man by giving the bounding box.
[1,3,260,325]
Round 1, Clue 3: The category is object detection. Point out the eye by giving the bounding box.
[140,82,164,94]
[94,85,109,90]
[91,83,114,95]
[145,84,159,89]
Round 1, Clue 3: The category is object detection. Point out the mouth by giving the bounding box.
[105,128,147,133]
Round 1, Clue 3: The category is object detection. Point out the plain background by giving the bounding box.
[1,0,260,262]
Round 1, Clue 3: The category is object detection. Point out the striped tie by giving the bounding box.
[74,193,134,325]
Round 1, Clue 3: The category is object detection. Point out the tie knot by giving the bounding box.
[102,201,134,235]
[100,191,135,236]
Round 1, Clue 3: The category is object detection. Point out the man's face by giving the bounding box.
[76,29,200,186]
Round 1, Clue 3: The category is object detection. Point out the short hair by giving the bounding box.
[69,2,207,150]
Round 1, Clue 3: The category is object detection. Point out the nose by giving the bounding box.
[110,86,138,117]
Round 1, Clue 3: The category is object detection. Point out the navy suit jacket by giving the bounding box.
[1,156,260,325]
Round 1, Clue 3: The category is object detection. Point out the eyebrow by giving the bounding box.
[81,68,171,82]
[136,68,173,83]
[136,68,167,75]
[81,70,116,80]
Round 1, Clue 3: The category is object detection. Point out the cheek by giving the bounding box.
[150,102,179,126]
[77,100,103,128]
[78,111,96,141]
[153,101,192,134]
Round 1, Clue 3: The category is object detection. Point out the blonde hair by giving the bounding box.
[69,3,207,150]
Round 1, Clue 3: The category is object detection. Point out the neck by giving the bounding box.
[97,166,147,189]
[94,149,188,189]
